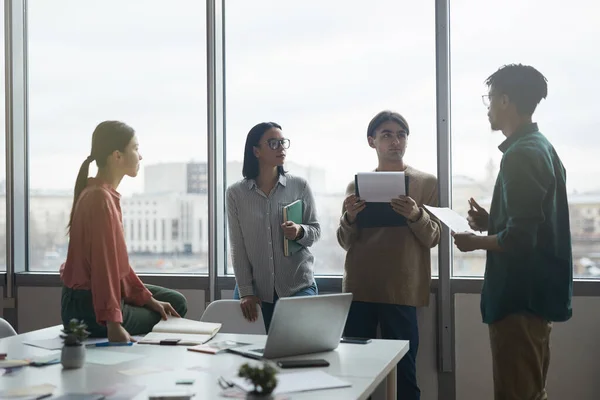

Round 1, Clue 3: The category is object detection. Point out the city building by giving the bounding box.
[144,162,208,195]
[121,193,208,255]
[4,164,599,277]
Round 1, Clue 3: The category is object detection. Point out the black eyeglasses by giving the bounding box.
[265,138,290,150]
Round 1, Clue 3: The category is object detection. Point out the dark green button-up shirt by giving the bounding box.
[482,122,573,324]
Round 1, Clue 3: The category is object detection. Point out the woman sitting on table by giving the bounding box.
[60,121,188,342]
[226,122,321,331]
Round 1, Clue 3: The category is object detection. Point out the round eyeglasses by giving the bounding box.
[266,138,290,150]
[482,94,491,107]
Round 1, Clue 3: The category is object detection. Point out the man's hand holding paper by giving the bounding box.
[391,196,421,222]
[423,204,484,237]
[448,198,488,252]
[452,232,480,252]
[344,194,366,224]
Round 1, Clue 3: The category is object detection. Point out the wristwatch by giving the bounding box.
[295,226,305,240]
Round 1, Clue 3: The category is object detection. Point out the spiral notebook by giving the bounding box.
[138,316,221,346]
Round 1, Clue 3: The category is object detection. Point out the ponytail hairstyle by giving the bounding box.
[67,121,135,233]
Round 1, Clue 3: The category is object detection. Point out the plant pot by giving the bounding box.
[61,344,86,369]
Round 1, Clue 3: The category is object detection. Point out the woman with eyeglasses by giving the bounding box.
[226,122,321,331]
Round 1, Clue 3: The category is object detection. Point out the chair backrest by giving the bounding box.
[200,300,266,335]
[0,317,17,338]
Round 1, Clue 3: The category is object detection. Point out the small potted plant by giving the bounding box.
[238,362,278,399]
[60,318,89,369]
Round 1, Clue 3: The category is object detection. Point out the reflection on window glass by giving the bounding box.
[451,0,600,277]
[225,1,437,276]
[27,1,207,273]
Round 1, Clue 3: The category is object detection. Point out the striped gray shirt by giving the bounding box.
[226,174,320,303]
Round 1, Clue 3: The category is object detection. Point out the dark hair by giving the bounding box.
[242,122,286,180]
[67,121,135,232]
[367,110,410,138]
[485,63,548,116]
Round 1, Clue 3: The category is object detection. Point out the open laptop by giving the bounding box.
[228,293,353,360]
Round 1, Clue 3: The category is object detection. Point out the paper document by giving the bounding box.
[188,340,250,355]
[92,383,146,400]
[24,336,145,350]
[231,370,351,394]
[356,172,405,202]
[424,205,482,235]
[0,384,56,399]
[85,349,144,365]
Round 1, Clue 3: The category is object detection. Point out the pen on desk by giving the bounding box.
[94,341,134,347]
[3,366,24,375]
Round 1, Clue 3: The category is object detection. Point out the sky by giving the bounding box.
[0,0,598,197]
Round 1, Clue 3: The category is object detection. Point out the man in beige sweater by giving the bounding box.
[337,110,440,400]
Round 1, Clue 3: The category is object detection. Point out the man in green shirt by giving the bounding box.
[453,64,573,400]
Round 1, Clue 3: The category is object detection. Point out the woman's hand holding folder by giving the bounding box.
[281,221,303,240]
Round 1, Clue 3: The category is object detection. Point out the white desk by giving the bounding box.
[0,326,408,400]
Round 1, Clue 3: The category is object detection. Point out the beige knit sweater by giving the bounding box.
[337,166,441,307]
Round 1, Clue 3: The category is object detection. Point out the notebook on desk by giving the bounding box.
[283,199,303,256]
[138,317,221,346]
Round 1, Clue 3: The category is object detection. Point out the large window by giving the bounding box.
[27,1,208,273]
[224,1,437,276]
[0,10,5,271]
[451,0,599,277]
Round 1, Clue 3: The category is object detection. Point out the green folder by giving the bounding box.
[283,199,303,256]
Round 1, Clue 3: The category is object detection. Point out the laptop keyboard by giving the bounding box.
[251,348,264,354]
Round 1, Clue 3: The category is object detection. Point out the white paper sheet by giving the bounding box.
[424,205,482,235]
[24,337,106,350]
[356,172,405,202]
[23,336,145,350]
[231,370,351,394]
[0,383,56,399]
[85,349,144,365]
[92,383,146,400]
